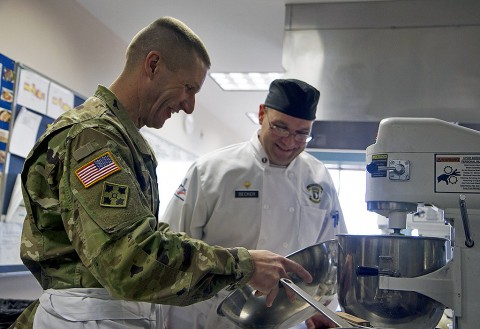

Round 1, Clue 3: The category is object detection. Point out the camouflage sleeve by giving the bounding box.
[61,126,254,305]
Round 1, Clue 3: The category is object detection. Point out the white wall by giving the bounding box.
[0,0,241,156]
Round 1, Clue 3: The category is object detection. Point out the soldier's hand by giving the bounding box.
[247,250,313,307]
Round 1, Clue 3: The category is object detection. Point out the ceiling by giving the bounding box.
[73,0,373,142]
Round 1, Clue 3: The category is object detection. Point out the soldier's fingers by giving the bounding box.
[265,284,279,307]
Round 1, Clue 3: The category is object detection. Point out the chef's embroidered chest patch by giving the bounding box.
[100,182,129,207]
[307,183,323,204]
[75,151,121,188]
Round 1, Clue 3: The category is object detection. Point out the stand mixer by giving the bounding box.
[364,117,480,329]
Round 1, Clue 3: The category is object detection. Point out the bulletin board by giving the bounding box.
[0,53,15,175]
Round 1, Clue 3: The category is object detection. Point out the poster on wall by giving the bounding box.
[9,107,42,158]
[47,82,74,119]
[0,53,15,172]
[16,67,49,115]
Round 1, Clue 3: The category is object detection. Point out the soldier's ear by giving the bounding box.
[145,51,161,77]
[149,57,159,73]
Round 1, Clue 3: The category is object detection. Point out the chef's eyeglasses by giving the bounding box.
[264,110,312,143]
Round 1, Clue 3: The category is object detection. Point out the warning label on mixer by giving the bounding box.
[435,154,480,193]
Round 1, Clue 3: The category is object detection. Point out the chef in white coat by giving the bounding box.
[162,79,347,329]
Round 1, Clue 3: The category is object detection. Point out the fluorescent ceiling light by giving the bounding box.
[210,72,284,91]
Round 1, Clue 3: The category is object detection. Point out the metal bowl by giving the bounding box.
[337,234,447,329]
[217,240,339,329]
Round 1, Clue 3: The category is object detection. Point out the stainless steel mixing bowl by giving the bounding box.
[337,234,448,329]
[217,240,339,329]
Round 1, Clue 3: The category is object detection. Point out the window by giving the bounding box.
[328,168,382,235]
[157,161,193,216]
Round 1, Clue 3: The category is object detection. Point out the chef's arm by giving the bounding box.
[162,165,209,239]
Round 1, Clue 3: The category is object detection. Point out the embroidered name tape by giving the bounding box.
[235,190,259,198]
[75,151,121,188]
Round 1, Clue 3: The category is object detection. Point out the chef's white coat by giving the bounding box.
[162,132,347,329]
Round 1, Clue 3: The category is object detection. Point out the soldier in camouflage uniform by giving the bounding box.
[11,17,312,329]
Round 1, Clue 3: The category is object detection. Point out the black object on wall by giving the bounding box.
[307,121,380,151]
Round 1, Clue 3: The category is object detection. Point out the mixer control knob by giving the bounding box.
[392,162,405,175]
[388,160,410,181]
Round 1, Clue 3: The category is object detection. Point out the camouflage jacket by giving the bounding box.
[14,86,253,328]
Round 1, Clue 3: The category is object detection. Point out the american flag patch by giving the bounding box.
[75,152,121,188]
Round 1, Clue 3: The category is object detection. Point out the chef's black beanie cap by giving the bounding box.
[264,79,319,120]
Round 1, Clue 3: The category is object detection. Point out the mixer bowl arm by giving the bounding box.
[378,259,461,314]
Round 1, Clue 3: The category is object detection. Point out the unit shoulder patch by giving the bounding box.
[174,178,187,201]
[75,151,121,188]
[100,181,129,207]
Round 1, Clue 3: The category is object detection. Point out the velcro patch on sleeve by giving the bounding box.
[75,151,121,188]
[72,142,101,162]
[100,182,129,207]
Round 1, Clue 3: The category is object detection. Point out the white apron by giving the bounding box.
[34,288,163,329]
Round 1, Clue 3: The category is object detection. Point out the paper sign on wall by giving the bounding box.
[16,68,49,115]
[9,107,42,158]
[47,82,74,119]
[0,221,23,265]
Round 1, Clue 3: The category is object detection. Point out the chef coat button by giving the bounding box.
[289,207,295,213]
[262,157,268,163]
[288,172,294,179]
[263,204,270,210]
[283,242,289,249]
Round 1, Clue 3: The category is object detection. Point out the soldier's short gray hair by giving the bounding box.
[126,16,211,71]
